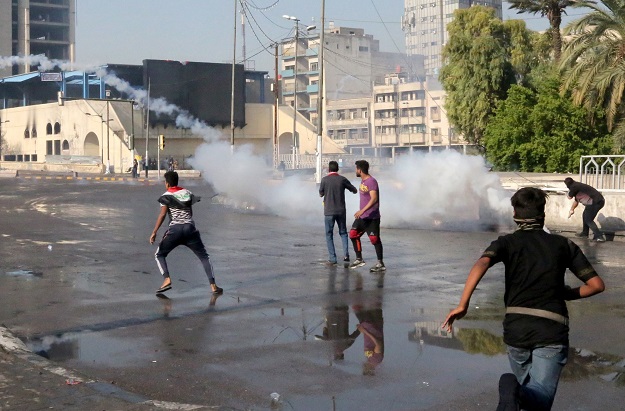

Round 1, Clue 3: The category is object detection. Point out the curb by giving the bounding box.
[0,325,214,410]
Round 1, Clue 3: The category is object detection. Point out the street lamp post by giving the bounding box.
[283,15,300,169]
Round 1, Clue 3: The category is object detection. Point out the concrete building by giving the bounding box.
[402,0,502,76]
[0,60,345,174]
[325,73,466,157]
[325,97,370,148]
[280,25,424,125]
[0,0,76,77]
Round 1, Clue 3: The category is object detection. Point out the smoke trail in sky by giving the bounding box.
[2,54,512,229]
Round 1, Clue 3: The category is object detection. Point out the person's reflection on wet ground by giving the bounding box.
[156,294,172,318]
[354,274,384,375]
[154,293,222,360]
[317,269,360,362]
[319,267,385,374]
[353,296,384,376]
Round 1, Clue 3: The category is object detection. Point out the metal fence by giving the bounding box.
[579,155,625,191]
[276,153,393,170]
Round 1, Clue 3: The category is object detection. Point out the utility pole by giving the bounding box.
[145,79,150,178]
[106,99,110,173]
[315,0,326,184]
[274,43,279,169]
[283,15,300,169]
[230,0,238,152]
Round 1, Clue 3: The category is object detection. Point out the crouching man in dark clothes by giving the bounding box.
[442,187,605,411]
[564,177,606,242]
[149,171,223,296]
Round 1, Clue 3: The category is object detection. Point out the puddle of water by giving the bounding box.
[5,269,42,279]
[25,331,158,367]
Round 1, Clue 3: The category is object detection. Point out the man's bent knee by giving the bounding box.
[369,235,381,245]
[349,229,362,239]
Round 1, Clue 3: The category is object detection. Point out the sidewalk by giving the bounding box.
[0,327,214,410]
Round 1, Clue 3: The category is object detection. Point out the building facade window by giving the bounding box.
[54,122,61,134]
[46,123,52,135]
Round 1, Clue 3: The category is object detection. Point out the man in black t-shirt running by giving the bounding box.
[443,187,605,411]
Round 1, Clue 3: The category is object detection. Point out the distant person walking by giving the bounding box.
[443,187,605,411]
[132,158,138,178]
[564,177,606,242]
[149,171,223,295]
[319,161,358,266]
[349,160,385,272]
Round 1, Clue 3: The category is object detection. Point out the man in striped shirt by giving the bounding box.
[149,171,223,295]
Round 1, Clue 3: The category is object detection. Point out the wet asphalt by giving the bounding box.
[0,177,624,410]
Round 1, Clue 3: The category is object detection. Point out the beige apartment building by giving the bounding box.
[280,25,424,125]
[325,74,466,157]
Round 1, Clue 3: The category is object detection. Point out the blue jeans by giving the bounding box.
[507,344,568,411]
[325,213,349,263]
[582,199,604,239]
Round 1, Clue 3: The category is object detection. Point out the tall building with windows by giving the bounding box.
[0,0,76,77]
[402,0,502,75]
[279,25,423,125]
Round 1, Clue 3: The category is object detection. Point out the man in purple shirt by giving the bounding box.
[349,160,385,272]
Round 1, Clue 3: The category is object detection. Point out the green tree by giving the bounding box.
[560,0,625,150]
[484,69,612,172]
[508,0,574,62]
[440,7,513,147]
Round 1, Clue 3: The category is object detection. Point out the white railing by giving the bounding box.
[579,155,625,191]
[275,153,393,170]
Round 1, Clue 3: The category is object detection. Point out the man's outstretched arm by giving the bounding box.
[442,256,491,332]
[149,206,168,244]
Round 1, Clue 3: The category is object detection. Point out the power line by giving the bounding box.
[246,0,280,12]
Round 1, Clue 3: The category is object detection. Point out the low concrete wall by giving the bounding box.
[546,191,625,234]
[498,172,625,235]
[1,161,104,174]
[0,170,17,178]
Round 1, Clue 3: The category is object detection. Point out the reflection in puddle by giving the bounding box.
[411,322,625,383]
[25,331,157,367]
[4,269,42,279]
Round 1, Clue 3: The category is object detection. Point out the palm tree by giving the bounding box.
[508,0,575,61]
[560,0,625,147]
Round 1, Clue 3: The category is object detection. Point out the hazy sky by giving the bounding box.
[75,0,585,73]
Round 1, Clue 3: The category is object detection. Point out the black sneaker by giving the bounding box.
[575,232,588,238]
[369,262,386,273]
[593,237,606,242]
[496,373,520,411]
[349,259,365,269]
[343,256,350,268]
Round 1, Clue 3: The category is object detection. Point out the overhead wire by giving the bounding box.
[246,0,280,12]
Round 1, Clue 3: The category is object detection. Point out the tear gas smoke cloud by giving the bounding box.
[3,55,513,230]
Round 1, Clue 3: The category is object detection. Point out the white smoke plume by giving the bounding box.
[2,55,513,230]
